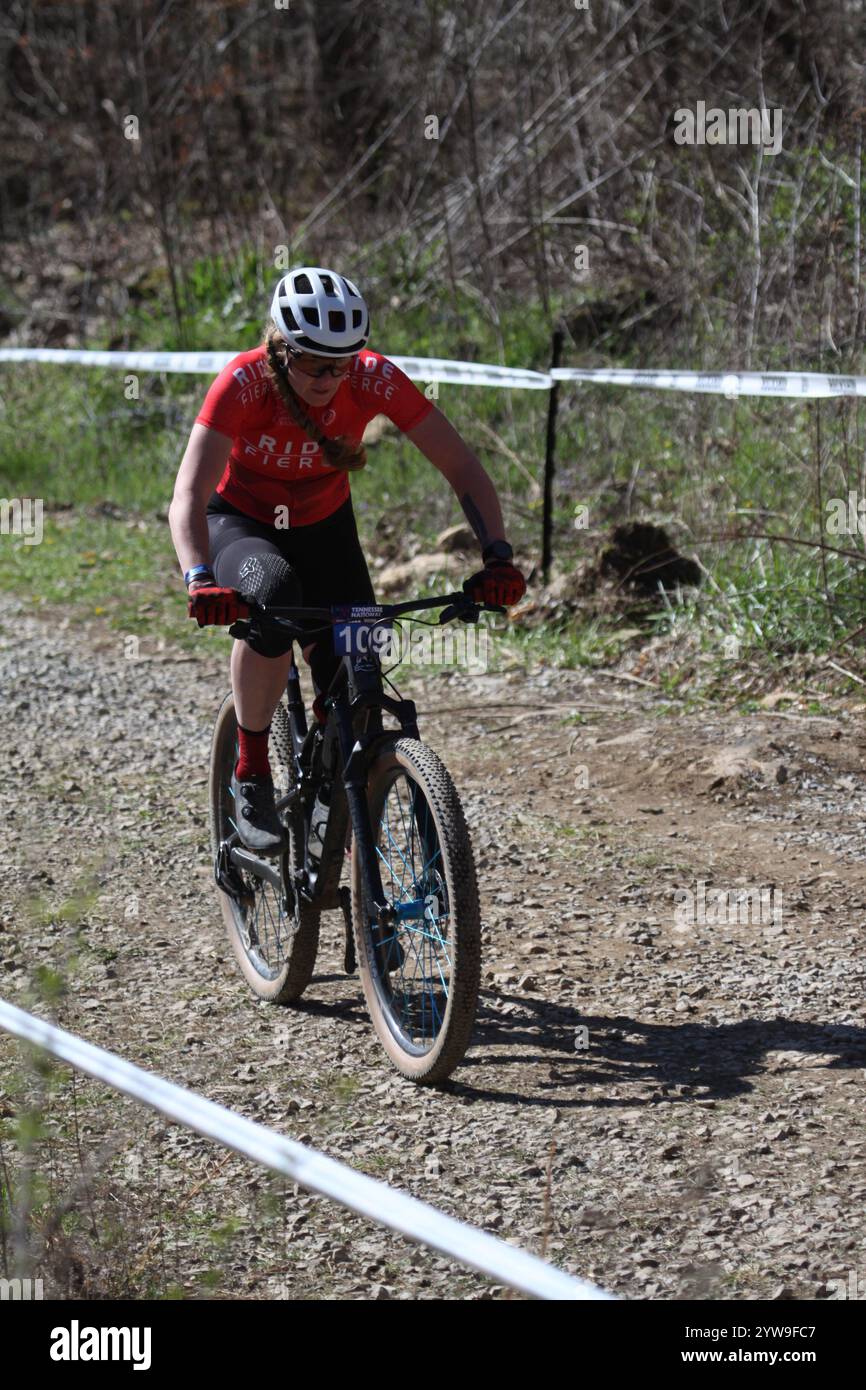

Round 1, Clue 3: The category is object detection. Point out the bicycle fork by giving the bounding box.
[329,691,395,932]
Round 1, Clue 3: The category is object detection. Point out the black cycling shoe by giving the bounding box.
[230,770,289,856]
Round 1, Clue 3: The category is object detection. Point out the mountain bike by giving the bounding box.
[208,590,501,1084]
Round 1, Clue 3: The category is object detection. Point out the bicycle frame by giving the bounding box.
[294,643,421,925]
[215,591,501,932]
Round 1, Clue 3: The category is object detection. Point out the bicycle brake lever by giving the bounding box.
[228,594,253,639]
[439,601,479,624]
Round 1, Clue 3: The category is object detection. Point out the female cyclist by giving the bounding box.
[168,265,527,856]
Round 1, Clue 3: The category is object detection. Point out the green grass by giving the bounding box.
[3,265,866,685]
[324,1072,361,1105]
[0,509,231,654]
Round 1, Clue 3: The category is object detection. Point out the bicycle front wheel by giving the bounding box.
[209,692,319,1004]
[351,737,481,1084]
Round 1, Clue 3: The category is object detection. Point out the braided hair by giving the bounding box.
[263,322,367,472]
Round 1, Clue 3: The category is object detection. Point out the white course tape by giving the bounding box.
[3,347,859,396]
[389,355,552,390]
[550,367,866,398]
[0,347,550,389]
[0,347,237,374]
[0,998,613,1301]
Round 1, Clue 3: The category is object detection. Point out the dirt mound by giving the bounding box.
[599,523,702,595]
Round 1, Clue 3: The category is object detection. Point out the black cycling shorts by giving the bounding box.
[206,492,376,695]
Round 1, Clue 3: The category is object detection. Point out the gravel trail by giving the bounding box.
[2,598,865,1301]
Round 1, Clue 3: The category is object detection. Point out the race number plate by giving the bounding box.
[331,604,394,657]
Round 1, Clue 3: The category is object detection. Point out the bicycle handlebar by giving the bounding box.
[228,590,506,644]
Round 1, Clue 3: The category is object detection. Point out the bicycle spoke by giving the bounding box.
[371,769,453,1052]
[393,781,416,897]
[374,840,415,897]
[381,793,414,895]
[221,747,292,978]
[212,696,318,1010]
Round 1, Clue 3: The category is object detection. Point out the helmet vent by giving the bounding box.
[293,273,313,295]
[328,310,346,331]
[302,306,320,326]
[320,275,336,295]
[352,309,363,328]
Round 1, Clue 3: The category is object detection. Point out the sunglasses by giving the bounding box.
[287,352,355,380]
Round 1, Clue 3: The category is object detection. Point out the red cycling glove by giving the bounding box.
[187,586,249,627]
[462,559,527,607]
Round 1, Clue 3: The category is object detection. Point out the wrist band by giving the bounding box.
[184,564,215,588]
[482,539,513,564]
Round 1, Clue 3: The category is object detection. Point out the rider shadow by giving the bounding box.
[452,989,866,1107]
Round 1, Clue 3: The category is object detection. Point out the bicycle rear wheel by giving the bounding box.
[351,737,481,1084]
[209,692,319,1003]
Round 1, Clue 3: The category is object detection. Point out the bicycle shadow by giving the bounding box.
[449,989,866,1107]
[289,971,370,1026]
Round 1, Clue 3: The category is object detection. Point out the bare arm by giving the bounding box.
[168,423,233,581]
[405,406,509,553]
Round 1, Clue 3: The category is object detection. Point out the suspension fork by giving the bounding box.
[330,689,395,928]
[284,651,308,762]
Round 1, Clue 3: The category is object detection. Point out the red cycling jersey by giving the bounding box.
[195,346,435,526]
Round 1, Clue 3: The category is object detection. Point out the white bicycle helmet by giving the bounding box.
[270,266,370,356]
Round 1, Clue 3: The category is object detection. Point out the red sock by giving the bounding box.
[235,723,271,780]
